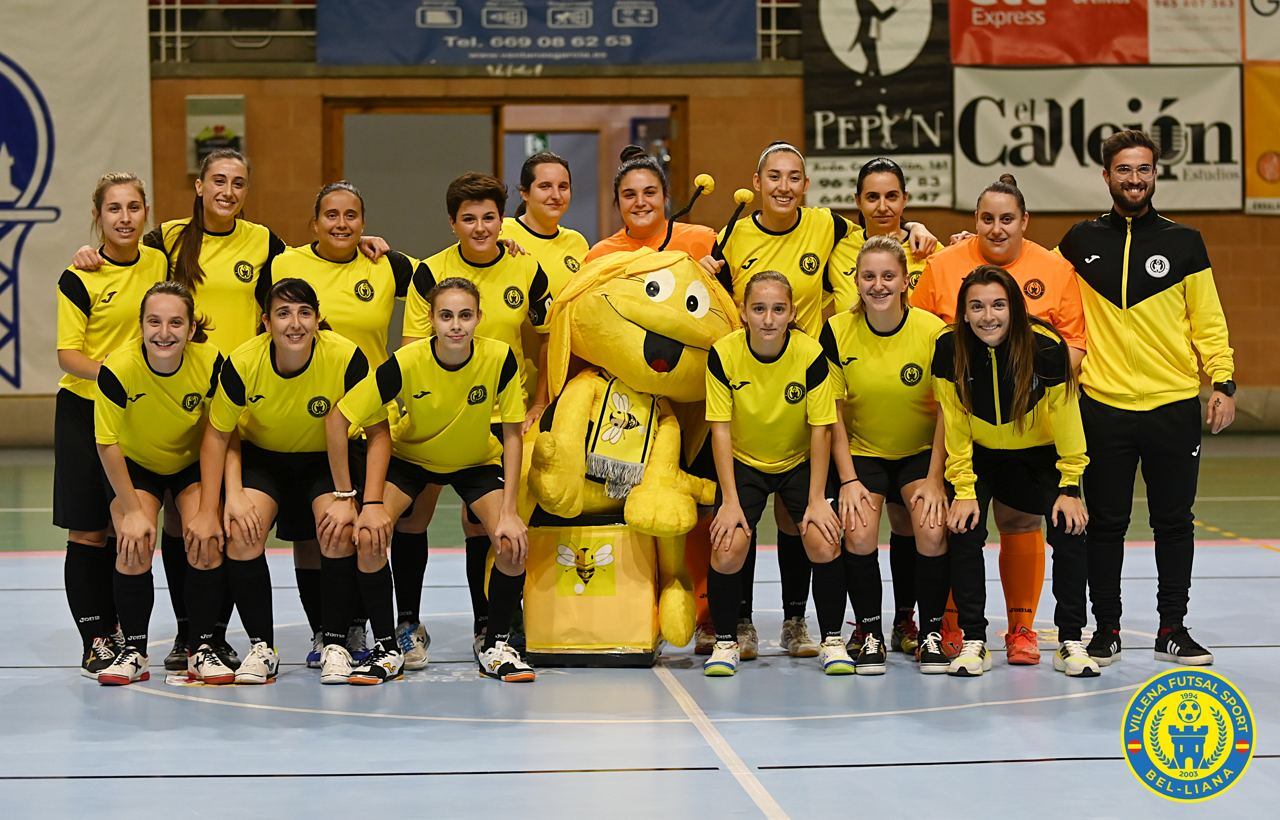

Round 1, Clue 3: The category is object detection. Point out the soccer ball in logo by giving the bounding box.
[307,396,331,417]
[1177,699,1203,724]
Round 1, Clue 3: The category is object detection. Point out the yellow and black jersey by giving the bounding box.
[930,323,1088,500]
[706,328,837,473]
[500,216,589,298]
[266,244,416,368]
[820,307,943,459]
[146,218,286,353]
[403,243,551,393]
[95,340,223,475]
[712,207,853,338]
[56,246,169,400]
[1057,207,1233,411]
[340,336,523,473]
[827,227,933,313]
[210,330,368,453]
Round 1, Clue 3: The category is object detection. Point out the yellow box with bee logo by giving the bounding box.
[523,518,659,666]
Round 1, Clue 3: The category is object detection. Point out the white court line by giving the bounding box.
[0,504,464,513]
[653,666,788,819]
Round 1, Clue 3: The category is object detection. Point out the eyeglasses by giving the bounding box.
[1111,164,1155,179]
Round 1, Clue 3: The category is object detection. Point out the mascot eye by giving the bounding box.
[643,269,676,302]
[684,280,710,318]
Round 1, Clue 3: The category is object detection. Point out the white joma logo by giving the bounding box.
[1085,255,1100,264]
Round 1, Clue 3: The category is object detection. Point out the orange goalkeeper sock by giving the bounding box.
[998,530,1045,634]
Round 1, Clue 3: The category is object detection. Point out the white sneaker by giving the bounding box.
[188,643,235,685]
[320,643,353,685]
[234,641,279,684]
[98,647,149,686]
[947,639,993,677]
[780,616,819,658]
[349,642,405,685]
[396,621,430,671]
[703,640,741,677]
[477,641,536,682]
[1054,640,1101,678]
[819,636,855,675]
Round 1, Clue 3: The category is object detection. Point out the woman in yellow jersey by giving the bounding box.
[821,236,949,675]
[932,266,1097,678]
[584,145,717,263]
[703,271,848,678]
[55,172,167,680]
[329,278,534,683]
[402,172,551,652]
[91,283,222,685]
[187,278,370,686]
[914,175,1089,664]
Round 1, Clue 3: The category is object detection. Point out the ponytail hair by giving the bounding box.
[139,280,212,344]
[853,157,907,229]
[91,172,149,243]
[427,276,481,311]
[174,148,250,291]
[742,269,799,331]
[851,234,909,316]
[612,145,668,206]
[976,173,1026,215]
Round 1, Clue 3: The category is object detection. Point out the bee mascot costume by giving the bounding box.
[523,176,739,664]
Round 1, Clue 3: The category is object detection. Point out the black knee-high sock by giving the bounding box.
[113,570,154,652]
[844,551,883,637]
[320,555,358,647]
[484,568,525,649]
[708,568,742,642]
[185,564,225,652]
[65,542,110,645]
[915,553,950,638]
[738,532,757,619]
[810,558,847,640]
[777,531,810,619]
[225,555,273,647]
[213,569,233,645]
[357,563,397,650]
[464,535,491,634]
[159,534,188,638]
[391,530,429,624]
[96,539,119,629]
[888,532,916,623]
[294,568,324,635]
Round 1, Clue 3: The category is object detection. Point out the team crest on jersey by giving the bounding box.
[1023,278,1046,300]
[234,261,254,283]
[783,381,806,404]
[467,385,488,405]
[908,271,921,291]
[181,392,202,412]
[307,396,331,417]
[564,255,580,273]
[799,252,820,275]
[354,279,375,302]
[900,363,923,386]
[1122,669,1255,803]
[1145,254,1171,279]
[503,286,524,309]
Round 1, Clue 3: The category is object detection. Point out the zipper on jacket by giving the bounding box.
[1122,217,1142,403]
[989,347,1003,426]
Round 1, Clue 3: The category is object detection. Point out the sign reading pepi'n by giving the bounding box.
[954,66,1242,212]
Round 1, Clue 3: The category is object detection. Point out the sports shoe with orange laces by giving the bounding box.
[1005,625,1041,665]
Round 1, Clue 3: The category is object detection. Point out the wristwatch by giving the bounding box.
[1212,379,1236,397]
[1059,485,1081,498]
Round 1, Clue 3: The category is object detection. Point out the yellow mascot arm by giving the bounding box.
[528,371,601,519]
[624,399,717,537]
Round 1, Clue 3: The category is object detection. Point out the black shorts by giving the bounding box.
[720,459,826,532]
[106,458,202,505]
[850,450,932,506]
[385,457,504,509]
[53,389,109,531]
[462,423,504,524]
[240,442,336,542]
[971,444,1061,516]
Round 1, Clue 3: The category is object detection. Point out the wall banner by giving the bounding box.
[1246,0,1280,61]
[0,0,152,394]
[803,0,952,208]
[1245,65,1280,215]
[954,66,1242,212]
[951,0,1240,66]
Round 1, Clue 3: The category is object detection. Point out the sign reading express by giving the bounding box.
[316,0,756,67]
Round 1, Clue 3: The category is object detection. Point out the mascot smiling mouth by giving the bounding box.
[643,331,683,373]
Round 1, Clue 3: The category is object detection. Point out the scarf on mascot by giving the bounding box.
[586,373,657,499]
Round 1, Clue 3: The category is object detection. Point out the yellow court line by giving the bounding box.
[1193,519,1280,554]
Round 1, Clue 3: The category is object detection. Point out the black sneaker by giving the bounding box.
[1086,625,1122,667]
[1155,626,1213,666]
[855,633,887,676]
[348,642,405,685]
[214,640,240,671]
[917,631,950,675]
[163,635,188,672]
[80,636,117,680]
